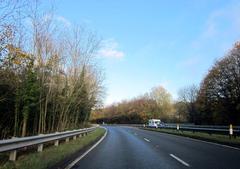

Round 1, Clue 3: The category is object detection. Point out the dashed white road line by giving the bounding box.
[144,138,150,142]
[170,154,190,167]
[134,133,138,136]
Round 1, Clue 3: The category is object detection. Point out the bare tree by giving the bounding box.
[177,84,198,123]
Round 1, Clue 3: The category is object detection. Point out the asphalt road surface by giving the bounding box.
[72,126,240,169]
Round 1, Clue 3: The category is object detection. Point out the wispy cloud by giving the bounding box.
[181,1,240,78]
[42,14,72,28]
[82,18,92,25]
[192,2,240,50]
[98,39,124,59]
[177,55,202,80]
[55,16,71,28]
[179,56,200,68]
[158,80,170,89]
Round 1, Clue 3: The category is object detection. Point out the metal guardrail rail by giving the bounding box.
[158,124,240,136]
[0,126,98,161]
[143,124,240,136]
[116,123,240,136]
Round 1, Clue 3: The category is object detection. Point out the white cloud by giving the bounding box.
[98,39,124,59]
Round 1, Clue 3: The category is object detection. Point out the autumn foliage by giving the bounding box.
[195,42,240,125]
[91,86,176,124]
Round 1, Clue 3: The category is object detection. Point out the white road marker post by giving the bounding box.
[229,124,233,139]
[177,124,180,131]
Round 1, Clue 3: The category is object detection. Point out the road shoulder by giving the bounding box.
[50,127,107,169]
[140,127,240,150]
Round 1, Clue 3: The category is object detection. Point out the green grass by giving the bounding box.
[0,128,105,169]
[142,127,240,146]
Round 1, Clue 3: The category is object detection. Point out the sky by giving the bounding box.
[51,0,240,105]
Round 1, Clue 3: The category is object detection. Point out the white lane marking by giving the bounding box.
[170,154,190,167]
[65,127,108,169]
[144,138,150,142]
[134,133,138,136]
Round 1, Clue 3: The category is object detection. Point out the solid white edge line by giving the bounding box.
[170,154,190,167]
[184,136,240,151]
[178,133,240,151]
[144,128,240,151]
[65,127,108,169]
[144,138,150,142]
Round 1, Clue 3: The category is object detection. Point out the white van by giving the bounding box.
[148,119,161,128]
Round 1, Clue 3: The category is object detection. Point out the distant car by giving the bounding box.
[148,119,161,128]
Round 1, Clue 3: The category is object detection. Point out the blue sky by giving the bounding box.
[53,0,240,105]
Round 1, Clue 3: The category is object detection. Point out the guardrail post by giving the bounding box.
[73,135,77,140]
[65,137,69,142]
[79,134,82,138]
[37,144,43,152]
[54,140,59,146]
[9,150,17,161]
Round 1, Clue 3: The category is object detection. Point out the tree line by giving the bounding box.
[92,42,240,125]
[0,1,104,138]
[91,86,176,124]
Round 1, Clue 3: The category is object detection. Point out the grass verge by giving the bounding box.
[141,127,240,148]
[0,127,106,169]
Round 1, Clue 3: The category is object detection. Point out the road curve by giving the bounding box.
[72,126,240,169]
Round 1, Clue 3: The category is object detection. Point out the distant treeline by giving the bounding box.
[92,86,179,124]
[0,1,104,139]
[91,42,240,125]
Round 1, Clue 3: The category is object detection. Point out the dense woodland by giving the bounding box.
[0,1,104,138]
[91,43,240,125]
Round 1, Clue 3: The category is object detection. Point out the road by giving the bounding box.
[72,126,240,169]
